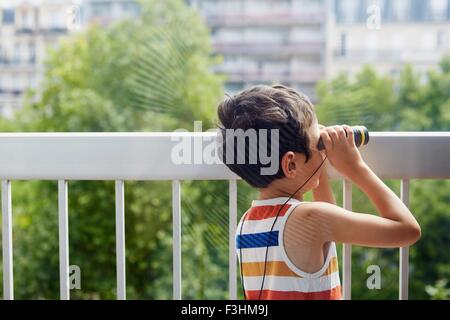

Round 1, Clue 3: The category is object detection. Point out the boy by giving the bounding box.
[217,84,421,300]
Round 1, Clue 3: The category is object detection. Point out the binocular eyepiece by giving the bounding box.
[317,126,369,151]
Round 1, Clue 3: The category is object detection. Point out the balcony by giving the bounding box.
[15,28,35,35]
[206,12,326,27]
[0,89,24,97]
[0,132,449,300]
[333,49,447,64]
[214,68,325,83]
[212,41,325,56]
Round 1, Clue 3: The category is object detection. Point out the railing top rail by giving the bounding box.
[1,131,449,137]
[0,132,449,180]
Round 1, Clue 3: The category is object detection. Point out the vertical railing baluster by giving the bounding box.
[228,180,237,300]
[1,180,13,300]
[399,179,410,300]
[172,180,182,300]
[115,180,126,300]
[342,179,352,300]
[58,180,70,300]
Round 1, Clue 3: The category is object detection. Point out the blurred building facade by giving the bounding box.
[0,0,139,117]
[0,0,69,117]
[81,0,139,26]
[1,0,450,116]
[188,0,330,99]
[329,0,450,78]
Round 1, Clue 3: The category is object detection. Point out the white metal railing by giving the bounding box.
[0,132,449,300]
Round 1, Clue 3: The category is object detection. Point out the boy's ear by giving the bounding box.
[281,152,296,178]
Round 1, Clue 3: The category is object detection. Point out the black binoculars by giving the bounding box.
[317,126,369,150]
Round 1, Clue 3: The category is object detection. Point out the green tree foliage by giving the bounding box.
[316,67,396,130]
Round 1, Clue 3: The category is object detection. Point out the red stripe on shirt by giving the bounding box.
[244,204,292,221]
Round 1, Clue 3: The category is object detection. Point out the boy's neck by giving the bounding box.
[259,188,304,202]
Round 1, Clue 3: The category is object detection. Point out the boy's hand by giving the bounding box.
[319,125,366,180]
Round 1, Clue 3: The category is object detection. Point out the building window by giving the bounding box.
[391,0,411,22]
[14,44,21,64]
[437,31,448,49]
[341,0,359,23]
[340,33,347,57]
[2,9,15,25]
[429,0,448,20]
[201,0,219,15]
[29,42,36,64]
[21,10,33,30]
[48,9,66,31]
[91,3,112,17]
[0,45,4,63]
[12,75,20,92]
[121,2,140,17]
[365,33,379,59]
[31,76,37,89]
[222,0,243,15]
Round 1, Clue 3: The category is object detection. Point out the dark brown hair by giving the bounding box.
[217,84,316,188]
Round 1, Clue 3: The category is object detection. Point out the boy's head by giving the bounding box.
[217,84,325,192]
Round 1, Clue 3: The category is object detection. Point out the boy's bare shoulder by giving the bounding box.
[285,201,339,244]
[291,201,339,220]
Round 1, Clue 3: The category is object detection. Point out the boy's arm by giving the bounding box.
[315,162,420,247]
[312,165,336,205]
[289,125,421,248]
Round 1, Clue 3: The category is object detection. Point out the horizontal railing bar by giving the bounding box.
[0,132,447,138]
[0,132,448,180]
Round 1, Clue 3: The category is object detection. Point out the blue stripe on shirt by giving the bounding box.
[236,231,279,249]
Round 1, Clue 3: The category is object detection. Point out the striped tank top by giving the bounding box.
[236,197,342,300]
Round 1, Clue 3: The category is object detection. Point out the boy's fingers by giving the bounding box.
[320,130,333,152]
[327,127,338,143]
[342,125,355,146]
[335,126,346,140]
